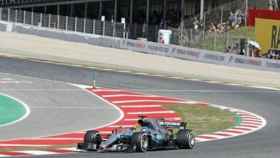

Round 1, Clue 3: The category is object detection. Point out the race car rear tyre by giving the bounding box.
[176,129,195,149]
[84,130,102,149]
[131,132,149,152]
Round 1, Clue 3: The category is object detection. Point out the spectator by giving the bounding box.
[193,17,200,30]
[208,22,217,32]
[228,11,236,28]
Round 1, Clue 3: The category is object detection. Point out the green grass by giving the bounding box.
[0,95,26,126]
[164,103,238,135]
[192,27,256,52]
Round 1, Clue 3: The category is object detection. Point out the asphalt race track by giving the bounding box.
[0,57,279,158]
[0,60,120,139]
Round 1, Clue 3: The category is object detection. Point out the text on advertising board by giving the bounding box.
[256,18,280,54]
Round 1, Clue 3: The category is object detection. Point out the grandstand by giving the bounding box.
[0,0,240,25]
[0,0,276,42]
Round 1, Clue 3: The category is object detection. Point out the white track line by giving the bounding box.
[116,70,132,73]
[98,131,112,134]
[224,129,247,133]
[0,144,50,147]
[213,131,239,136]
[195,137,210,142]
[241,121,263,124]
[102,94,142,98]
[120,105,162,108]
[123,117,181,121]
[127,110,175,115]
[184,101,208,105]
[90,89,122,92]
[197,134,223,139]
[19,150,59,155]
[133,72,149,75]
[112,100,182,104]
[59,147,83,152]
[30,138,83,141]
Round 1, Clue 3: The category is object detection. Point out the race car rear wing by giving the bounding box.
[159,121,187,129]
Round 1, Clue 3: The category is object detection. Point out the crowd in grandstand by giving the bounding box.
[206,9,245,33]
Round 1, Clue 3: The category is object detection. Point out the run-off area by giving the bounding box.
[0,94,28,127]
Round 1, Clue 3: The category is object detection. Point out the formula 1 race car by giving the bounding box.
[77,116,195,152]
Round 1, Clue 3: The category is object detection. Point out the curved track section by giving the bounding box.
[0,85,267,157]
[0,72,120,140]
[0,57,279,158]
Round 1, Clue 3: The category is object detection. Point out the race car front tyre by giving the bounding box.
[131,132,149,152]
[176,129,195,149]
[83,130,102,150]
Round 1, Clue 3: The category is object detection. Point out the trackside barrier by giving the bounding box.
[0,20,279,72]
[11,22,122,49]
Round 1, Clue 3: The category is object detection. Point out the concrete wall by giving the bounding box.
[1,20,280,73]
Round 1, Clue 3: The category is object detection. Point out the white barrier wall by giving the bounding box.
[1,20,280,72]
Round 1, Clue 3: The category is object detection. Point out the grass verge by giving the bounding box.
[163,103,238,135]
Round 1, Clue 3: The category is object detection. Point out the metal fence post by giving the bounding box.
[123,23,126,39]
[15,9,18,23]
[190,29,193,44]
[102,21,105,36]
[83,18,86,33]
[214,31,217,50]
[65,16,68,31]
[245,0,248,26]
[93,20,95,34]
[31,11,34,25]
[220,7,223,24]
[74,17,77,32]
[202,13,206,40]
[57,15,60,29]
[113,22,116,37]
[48,14,51,28]
[8,8,10,22]
[40,13,43,27]
[0,8,2,21]
[23,10,26,24]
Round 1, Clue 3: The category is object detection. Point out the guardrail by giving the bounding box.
[0,20,279,72]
